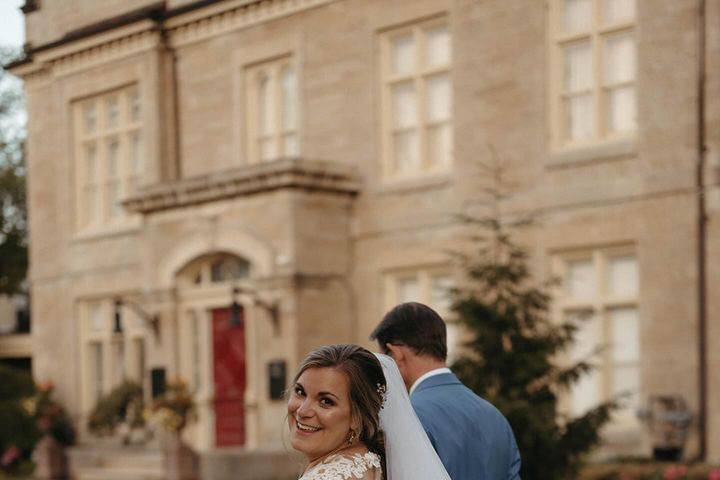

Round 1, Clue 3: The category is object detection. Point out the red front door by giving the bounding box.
[212,307,246,446]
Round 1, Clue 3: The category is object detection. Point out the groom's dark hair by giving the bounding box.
[370,302,447,362]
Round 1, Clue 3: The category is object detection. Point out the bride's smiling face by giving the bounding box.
[287,367,354,460]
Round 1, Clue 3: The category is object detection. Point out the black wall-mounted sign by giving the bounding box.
[151,367,166,398]
[268,360,287,400]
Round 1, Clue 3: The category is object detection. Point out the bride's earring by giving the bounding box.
[347,430,357,445]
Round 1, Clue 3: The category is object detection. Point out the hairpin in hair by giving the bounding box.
[376,383,388,408]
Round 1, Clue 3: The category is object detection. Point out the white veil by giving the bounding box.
[373,353,451,480]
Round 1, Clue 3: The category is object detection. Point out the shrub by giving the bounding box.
[87,381,144,436]
[0,365,38,475]
[0,366,75,475]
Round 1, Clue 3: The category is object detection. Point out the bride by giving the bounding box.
[287,344,451,480]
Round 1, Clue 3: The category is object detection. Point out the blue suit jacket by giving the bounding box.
[411,372,521,480]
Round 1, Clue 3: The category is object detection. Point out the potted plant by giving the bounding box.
[145,381,198,480]
[637,395,693,461]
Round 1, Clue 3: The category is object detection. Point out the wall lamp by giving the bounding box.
[231,286,280,336]
[113,297,161,340]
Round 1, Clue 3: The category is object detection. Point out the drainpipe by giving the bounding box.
[695,0,708,462]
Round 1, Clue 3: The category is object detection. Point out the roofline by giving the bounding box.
[6,0,259,70]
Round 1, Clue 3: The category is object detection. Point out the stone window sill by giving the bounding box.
[375,172,453,195]
[547,138,637,169]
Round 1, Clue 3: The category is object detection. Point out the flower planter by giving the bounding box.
[31,434,68,480]
[164,433,199,480]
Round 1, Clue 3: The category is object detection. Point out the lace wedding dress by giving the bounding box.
[298,451,382,480]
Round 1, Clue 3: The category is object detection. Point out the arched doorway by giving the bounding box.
[176,253,252,448]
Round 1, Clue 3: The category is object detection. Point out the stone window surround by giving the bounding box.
[552,244,641,431]
[244,54,300,164]
[72,83,144,234]
[79,299,147,417]
[382,265,458,359]
[379,14,453,182]
[548,0,637,153]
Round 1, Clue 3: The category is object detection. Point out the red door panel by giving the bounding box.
[212,307,246,446]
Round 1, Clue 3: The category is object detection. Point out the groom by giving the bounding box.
[371,302,521,480]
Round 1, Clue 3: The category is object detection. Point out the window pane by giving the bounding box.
[425,25,450,68]
[568,310,600,358]
[426,74,451,122]
[603,0,635,24]
[113,341,125,385]
[129,88,141,123]
[392,81,418,128]
[85,144,97,181]
[258,75,274,136]
[89,303,104,331]
[211,257,250,283]
[396,276,420,302]
[428,123,452,168]
[563,0,592,32]
[210,259,224,283]
[612,364,641,411]
[106,96,119,128]
[92,342,104,401]
[84,103,97,134]
[391,34,415,75]
[565,94,594,141]
[259,137,277,161]
[607,86,636,133]
[564,41,592,92]
[393,130,420,172]
[281,67,297,130]
[604,33,635,84]
[607,255,638,296]
[84,186,98,224]
[107,138,119,177]
[430,274,453,313]
[107,181,121,218]
[283,133,299,157]
[565,258,596,298]
[446,321,460,361]
[610,307,640,363]
[567,310,601,415]
[130,133,143,175]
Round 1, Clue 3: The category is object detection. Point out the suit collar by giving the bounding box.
[409,367,452,395]
[411,371,462,394]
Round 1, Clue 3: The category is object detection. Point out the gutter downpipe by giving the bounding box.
[695,0,708,462]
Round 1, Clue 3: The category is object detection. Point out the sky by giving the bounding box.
[0,0,26,139]
[0,0,25,48]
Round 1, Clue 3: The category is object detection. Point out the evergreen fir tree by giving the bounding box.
[450,160,618,480]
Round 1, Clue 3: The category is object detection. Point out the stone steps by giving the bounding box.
[75,466,164,480]
[68,444,163,480]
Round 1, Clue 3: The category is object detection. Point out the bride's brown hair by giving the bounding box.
[291,344,387,477]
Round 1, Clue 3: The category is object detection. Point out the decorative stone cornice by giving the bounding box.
[166,0,336,48]
[123,158,361,214]
[46,29,160,78]
[7,0,337,80]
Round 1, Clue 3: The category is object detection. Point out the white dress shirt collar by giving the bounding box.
[409,367,452,396]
